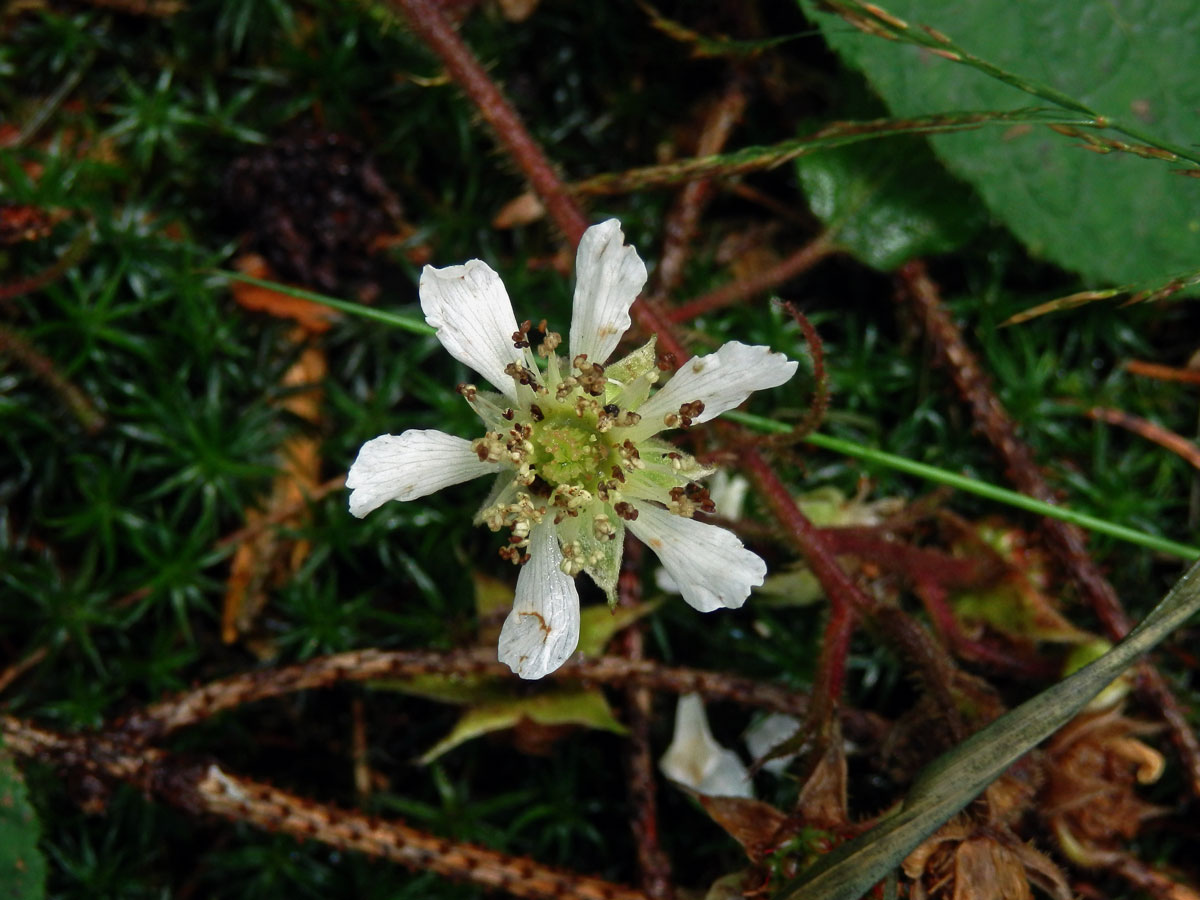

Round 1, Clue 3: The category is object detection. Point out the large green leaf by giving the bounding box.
[800,0,1200,285]
[796,133,984,270]
[0,752,46,900]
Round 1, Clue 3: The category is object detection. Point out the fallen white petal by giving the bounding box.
[653,567,680,595]
[627,502,766,612]
[420,260,523,401]
[498,522,581,679]
[347,430,499,518]
[743,713,801,776]
[660,694,752,798]
[627,341,798,440]
[569,219,647,365]
[708,471,751,521]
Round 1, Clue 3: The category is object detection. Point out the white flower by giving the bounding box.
[659,694,752,798]
[347,219,798,679]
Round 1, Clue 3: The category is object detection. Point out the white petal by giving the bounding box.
[660,694,752,798]
[626,341,798,440]
[420,260,523,401]
[743,713,801,776]
[709,471,751,521]
[627,503,766,612]
[498,522,580,679]
[569,219,647,364]
[347,430,499,518]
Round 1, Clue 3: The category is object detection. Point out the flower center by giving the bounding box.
[533,418,608,488]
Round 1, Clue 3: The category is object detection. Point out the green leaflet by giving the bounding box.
[418,690,628,764]
[795,131,984,270]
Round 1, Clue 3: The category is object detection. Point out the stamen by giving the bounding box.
[512,320,533,349]
[678,400,705,428]
[614,501,639,521]
[575,359,607,396]
[472,432,507,463]
[555,375,579,400]
[537,329,563,357]
[503,361,541,387]
[593,513,615,540]
[559,541,586,576]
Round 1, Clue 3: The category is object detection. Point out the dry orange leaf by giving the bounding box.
[230,254,340,334]
[222,340,327,645]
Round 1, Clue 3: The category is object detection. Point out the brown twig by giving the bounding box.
[764,304,829,444]
[216,474,347,549]
[654,80,748,299]
[667,233,833,323]
[390,0,689,368]
[0,225,92,304]
[1,715,647,900]
[1105,852,1200,900]
[391,0,588,245]
[818,527,991,590]
[0,323,106,433]
[740,449,967,746]
[1086,407,1200,471]
[350,696,371,804]
[78,0,182,15]
[114,649,892,744]
[726,181,812,225]
[616,539,673,900]
[898,259,1200,797]
[1124,359,1200,386]
[0,646,49,695]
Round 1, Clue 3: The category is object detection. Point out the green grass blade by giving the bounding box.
[725,411,1200,560]
[211,269,436,335]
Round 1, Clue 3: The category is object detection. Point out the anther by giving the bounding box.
[576,359,607,396]
[614,501,639,521]
[678,400,705,428]
[512,320,533,349]
[503,361,539,386]
[538,330,562,356]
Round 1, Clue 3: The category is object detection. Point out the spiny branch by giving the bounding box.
[113,648,889,744]
[2,715,647,900]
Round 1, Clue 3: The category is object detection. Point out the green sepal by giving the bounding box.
[605,335,658,409]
